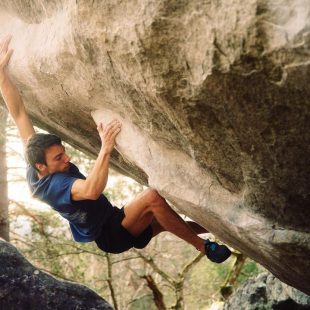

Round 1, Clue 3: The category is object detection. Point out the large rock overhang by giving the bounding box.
[1,0,309,294]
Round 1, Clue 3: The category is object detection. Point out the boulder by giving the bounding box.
[223,272,310,310]
[0,239,113,310]
[0,0,309,294]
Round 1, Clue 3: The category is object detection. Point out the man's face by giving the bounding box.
[37,144,71,175]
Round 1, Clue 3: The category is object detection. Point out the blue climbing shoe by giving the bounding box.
[205,239,231,263]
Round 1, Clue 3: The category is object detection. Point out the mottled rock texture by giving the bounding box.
[0,0,309,295]
[224,272,310,310]
[0,239,112,309]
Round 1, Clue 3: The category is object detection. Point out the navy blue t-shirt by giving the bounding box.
[26,163,116,242]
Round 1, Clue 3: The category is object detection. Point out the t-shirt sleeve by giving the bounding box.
[44,173,77,212]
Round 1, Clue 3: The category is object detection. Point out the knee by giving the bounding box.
[142,188,165,206]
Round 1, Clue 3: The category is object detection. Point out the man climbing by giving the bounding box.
[0,35,231,263]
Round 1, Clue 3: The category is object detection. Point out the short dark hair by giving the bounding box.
[25,133,62,170]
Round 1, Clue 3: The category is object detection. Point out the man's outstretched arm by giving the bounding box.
[0,35,35,145]
[71,120,122,201]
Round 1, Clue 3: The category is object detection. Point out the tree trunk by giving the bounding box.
[0,107,9,241]
[106,253,119,310]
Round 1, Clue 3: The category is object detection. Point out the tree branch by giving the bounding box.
[142,274,166,310]
[133,249,177,286]
[106,253,119,310]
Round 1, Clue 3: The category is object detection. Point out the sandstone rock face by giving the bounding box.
[0,0,309,294]
[224,272,310,310]
[0,239,112,309]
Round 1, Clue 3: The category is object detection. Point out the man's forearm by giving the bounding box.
[0,73,25,119]
[83,147,111,199]
[0,37,35,144]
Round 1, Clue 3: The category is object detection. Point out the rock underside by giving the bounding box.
[0,0,309,295]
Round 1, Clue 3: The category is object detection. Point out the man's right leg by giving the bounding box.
[121,189,206,253]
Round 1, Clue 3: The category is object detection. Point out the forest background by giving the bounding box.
[0,110,265,310]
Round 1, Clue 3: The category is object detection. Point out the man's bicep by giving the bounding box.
[71,179,94,201]
[14,112,35,145]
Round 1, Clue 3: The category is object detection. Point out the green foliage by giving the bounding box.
[186,256,232,308]
[128,295,158,310]
[237,260,260,285]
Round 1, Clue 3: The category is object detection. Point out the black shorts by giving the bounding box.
[95,207,153,254]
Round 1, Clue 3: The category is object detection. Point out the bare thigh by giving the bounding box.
[121,191,155,237]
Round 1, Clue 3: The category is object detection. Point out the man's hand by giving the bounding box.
[97,119,122,154]
[0,35,13,80]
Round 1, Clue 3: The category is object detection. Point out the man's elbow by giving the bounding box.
[85,183,107,200]
[85,190,102,200]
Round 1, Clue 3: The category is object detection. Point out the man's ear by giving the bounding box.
[35,163,47,172]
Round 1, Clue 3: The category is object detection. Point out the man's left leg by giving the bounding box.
[151,219,208,237]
